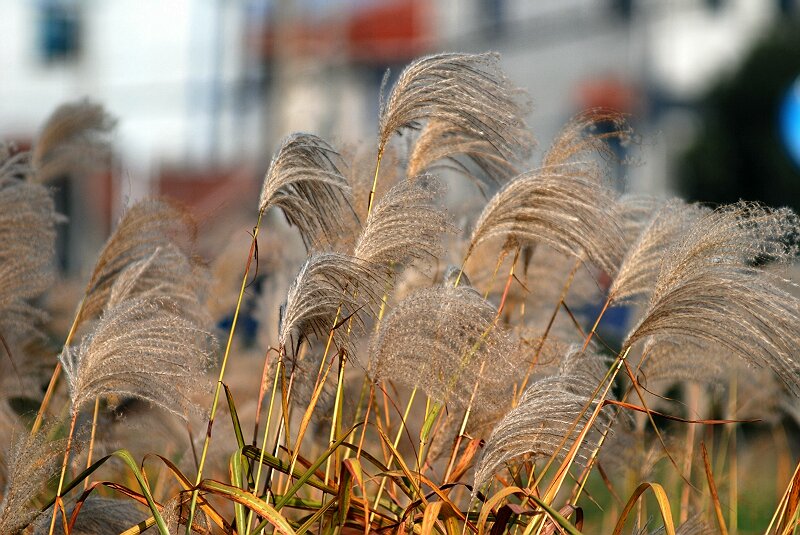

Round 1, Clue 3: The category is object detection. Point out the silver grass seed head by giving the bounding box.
[610,198,707,304]
[473,347,614,490]
[469,165,625,276]
[278,251,385,357]
[370,285,517,411]
[467,109,634,276]
[0,171,59,345]
[379,52,533,164]
[106,243,212,327]
[60,291,215,420]
[31,99,116,184]
[79,198,198,328]
[406,117,530,195]
[353,174,452,273]
[258,133,353,250]
[0,422,76,534]
[625,202,800,395]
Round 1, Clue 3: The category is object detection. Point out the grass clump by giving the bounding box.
[1,53,799,535]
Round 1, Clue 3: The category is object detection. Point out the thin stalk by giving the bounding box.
[48,409,79,535]
[369,387,416,524]
[347,271,394,463]
[518,259,581,395]
[346,377,371,462]
[252,348,278,447]
[419,396,435,474]
[32,301,84,435]
[286,348,338,492]
[324,350,347,483]
[728,375,738,533]
[528,347,630,535]
[314,308,341,390]
[186,211,263,534]
[83,397,101,490]
[443,363,485,483]
[366,147,385,216]
[453,254,470,288]
[679,383,701,523]
[356,383,375,459]
[245,352,283,535]
[483,250,510,300]
[581,296,611,353]
[265,361,296,496]
[571,346,654,504]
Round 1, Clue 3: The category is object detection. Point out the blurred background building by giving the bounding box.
[0,0,798,273]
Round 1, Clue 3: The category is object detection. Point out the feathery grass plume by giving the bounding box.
[344,143,401,220]
[541,108,633,169]
[105,244,211,325]
[467,165,624,275]
[426,400,508,462]
[378,53,532,165]
[467,113,629,275]
[258,133,352,249]
[625,202,800,395]
[597,428,669,485]
[637,339,726,389]
[0,171,59,345]
[609,199,706,304]
[369,284,517,411]
[278,252,384,355]
[0,424,72,534]
[31,99,116,184]
[636,516,714,535]
[521,246,601,308]
[33,496,149,535]
[0,143,29,179]
[60,282,215,419]
[518,323,582,371]
[473,347,613,489]
[406,118,529,194]
[77,199,197,327]
[675,516,716,535]
[353,174,450,272]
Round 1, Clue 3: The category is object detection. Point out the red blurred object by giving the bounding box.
[346,0,430,62]
[256,0,430,63]
[576,76,640,113]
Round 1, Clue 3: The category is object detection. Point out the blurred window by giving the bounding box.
[480,0,505,39]
[38,0,82,63]
[609,0,634,21]
[778,0,796,14]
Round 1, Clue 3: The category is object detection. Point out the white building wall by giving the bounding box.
[0,0,784,198]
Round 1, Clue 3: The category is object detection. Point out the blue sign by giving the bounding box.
[781,76,800,169]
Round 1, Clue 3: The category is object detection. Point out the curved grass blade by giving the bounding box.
[230,449,248,535]
[199,479,296,535]
[275,423,361,510]
[611,482,675,535]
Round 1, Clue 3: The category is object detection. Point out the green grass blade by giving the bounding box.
[112,450,169,535]
[274,422,361,511]
[230,448,249,535]
[200,479,296,535]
